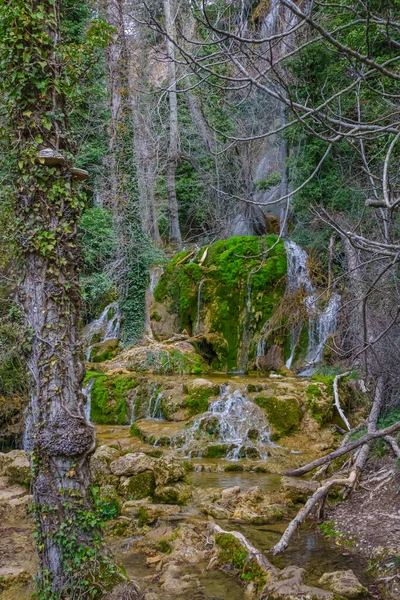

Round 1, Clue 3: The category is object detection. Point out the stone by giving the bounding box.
[104,582,142,600]
[7,454,30,486]
[186,378,220,395]
[0,450,27,477]
[98,484,120,513]
[200,502,231,519]
[119,471,156,500]
[110,452,155,477]
[319,570,367,598]
[281,476,319,503]
[258,345,284,372]
[152,455,185,486]
[91,446,120,485]
[261,566,334,600]
[153,482,192,505]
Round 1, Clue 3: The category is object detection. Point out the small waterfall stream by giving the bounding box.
[284,241,341,374]
[181,387,272,460]
[85,302,121,360]
[194,279,207,335]
[83,377,95,422]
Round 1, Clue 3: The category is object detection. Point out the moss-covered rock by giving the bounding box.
[305,382,334,425]
[153,482,192,505]
[118,471,156,500]
[215,533,267,589]
[152,235,287,371]
[254,396,302,437]
[89,339,119,363]
[7,453,30,486]
[203,444,229,458]
[84,372,137,424]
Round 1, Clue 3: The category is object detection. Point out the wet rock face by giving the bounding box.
[0,451,30,486]
[261,565,334,600]
[257,345,284,372]
[152,455,186,486]
[319,570,367,598]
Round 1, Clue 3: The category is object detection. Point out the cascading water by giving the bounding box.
[194,279,207,335]
[180,387,272,460]
[83,377,95,422]
[147,391,163,420]
[300,293,341,376]
[283,241,341,374]
[85,302,121,360]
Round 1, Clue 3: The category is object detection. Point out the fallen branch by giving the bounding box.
[211,523,277,575]
[284,421,400,477]
[333,372,351,430]
[271,472,357,554]
[384,435,400,458]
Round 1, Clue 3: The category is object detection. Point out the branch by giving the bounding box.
[284,421,400,477]
[333,372,351,430]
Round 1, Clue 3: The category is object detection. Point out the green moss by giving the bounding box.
[138,506,150,526]
[254,396,302,436]
[186,387,215,416]
[89,374,137,424]
[204,444,228,458]
[306,384,322,400]
[129,423,144,439]
[120,472,156,500]
[153,235,287,371]
[224,464,244,472]
[215,533,266,589]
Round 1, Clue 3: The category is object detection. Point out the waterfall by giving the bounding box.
[284,241,341,374]
[147,391,163,420]
[300,293,341,376]
[194,279,206,335]
[181,387,272,460]
[83,378,95,422]
[85,302,121,360]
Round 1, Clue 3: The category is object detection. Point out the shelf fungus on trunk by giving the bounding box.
[37,148,89,181]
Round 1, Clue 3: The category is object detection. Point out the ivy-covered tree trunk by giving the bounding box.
[163,0,182,246]
[0,1,118,596]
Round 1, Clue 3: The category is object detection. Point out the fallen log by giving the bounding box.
[285,420,400,477]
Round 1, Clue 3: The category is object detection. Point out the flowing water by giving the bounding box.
[83,377,95,422]
[181,387,272,459]
[283,241,341,374]
[84,302,121,360]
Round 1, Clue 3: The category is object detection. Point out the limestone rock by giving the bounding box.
[91,446,120,485]
[258,345,284,372]
[262,566,334,600]
[118,471,156,500]
[153,482,192,505]
[7,454,30,486]
[0,450,26,477]
[319,570,367,598]
[110,452,155,477]
[152,455,185,486]
[186,378,220,395]
[281,476,319,503]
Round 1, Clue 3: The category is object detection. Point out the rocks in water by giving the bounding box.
[281,476,319,503]
[319,570,367,598]
[186,378,220,396]
[257,345,284,372]
[119,472,156,500]
[152,455,186,486]
[110,452,155,477]
[261,566,334,600]
[153,482,192,505]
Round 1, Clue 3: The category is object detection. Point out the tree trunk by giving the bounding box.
[163,0,182,246]
[1,1,118,594]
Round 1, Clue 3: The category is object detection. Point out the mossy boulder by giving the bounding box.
[84,372,137,424]
[97,484,121,516]
[254,396,302,437]
[305,382,334,425]
[110,452,155,477]
[90,446,120,486]
[152,235,287,371]
[89,339,119,363]
[281,476,319,503]
[152,455,186,486]
[153,482,192,505]
[319,570,367,598]
[6,453,30,486]
[203,444,229,458]
[215,533,268,589]
[118,471,156,500]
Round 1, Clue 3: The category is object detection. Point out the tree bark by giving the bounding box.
[163,0,182,246]
[7,0,107,594]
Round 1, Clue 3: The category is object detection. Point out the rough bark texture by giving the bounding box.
[163,0,182,246]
